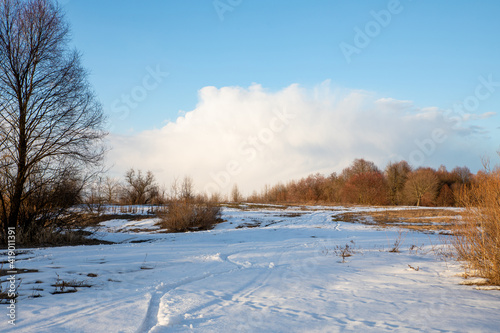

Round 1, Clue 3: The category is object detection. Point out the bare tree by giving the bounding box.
[85,176,106,213]
[451,166,472,185]
[0,0,105,237]
[103,177,121,204]
[404,168,439,206]
[123,169,158,205]
[169,176,180,200]
[341,158,380,181]
[385,161,411,205]
[180,176,194,201]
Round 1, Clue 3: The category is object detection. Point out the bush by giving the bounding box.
[1,169,85,246]
[452,170,500,285]
[4,223,103,248]
[158,198,222,232]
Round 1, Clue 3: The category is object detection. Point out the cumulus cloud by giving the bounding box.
[106,81,491,195]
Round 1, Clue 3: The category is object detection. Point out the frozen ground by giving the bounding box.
[3,205,500,332]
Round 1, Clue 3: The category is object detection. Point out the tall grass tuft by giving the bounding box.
[452,169,500,285]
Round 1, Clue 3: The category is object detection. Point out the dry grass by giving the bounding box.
[389,230,407,252]
[0,211,120,248]
[158,198,222,232]
[452,170,500,285]
[51,274,92,295]
[222,203,290,210]
[334,208,463,233]
[6,226,111,248]
[69,213,147,228]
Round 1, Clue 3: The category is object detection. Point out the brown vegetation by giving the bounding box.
[404,168,439,206]
[385,161,411,205]
[157,197,222,232]
[248,158,472,207]
[341,171,388,205]
[334,208,463,233]
[452,169,500,285]
[156,176,222,232]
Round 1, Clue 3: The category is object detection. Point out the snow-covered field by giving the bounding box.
[4,205,500,332]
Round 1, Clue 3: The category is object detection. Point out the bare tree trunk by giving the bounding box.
[7,100,27,231]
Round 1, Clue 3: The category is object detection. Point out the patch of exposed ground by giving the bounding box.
[222,203,291,211]
[334,208,463,233]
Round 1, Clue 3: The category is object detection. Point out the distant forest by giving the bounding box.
[245,158,475,207]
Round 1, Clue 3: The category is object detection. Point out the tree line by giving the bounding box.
[246,158,473,207]
[90,159,474,208]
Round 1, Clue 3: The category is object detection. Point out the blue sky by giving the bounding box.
[61,0,500,193]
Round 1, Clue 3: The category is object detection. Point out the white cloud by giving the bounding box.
[106,82,492,195]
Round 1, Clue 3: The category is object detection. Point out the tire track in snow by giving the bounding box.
[137,253,255,333]
[136,248,279,332]
[187,246,297,329]
[138,210,339,332]
[137,272,216,332]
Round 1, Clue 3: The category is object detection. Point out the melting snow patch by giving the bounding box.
[460,277,490,285]
[475,286,500,291]
[193,253,223,262]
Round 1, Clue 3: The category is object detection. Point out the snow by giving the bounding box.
[3,206,500,332]
[98,218,161,233]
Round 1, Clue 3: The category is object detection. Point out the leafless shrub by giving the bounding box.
[324,241,357,263]
[231,184,242,203]
[10,223,101,247]
[452,169,500,285]
[389,230,407,253]
[158,197,222,233]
